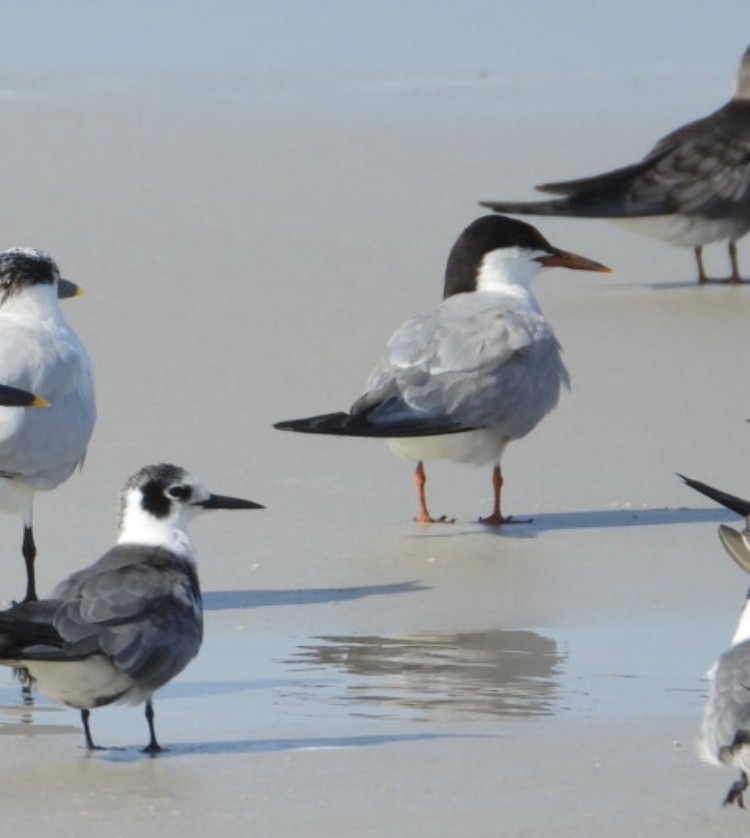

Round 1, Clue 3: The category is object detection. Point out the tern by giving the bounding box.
[481,47,750,284]
[0,463,263,753]
[275,215,609,524]
[0,247,96,602]
[679,473,750,807]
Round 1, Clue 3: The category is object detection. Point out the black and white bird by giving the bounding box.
[0,247,96,602]
[0,463,263,753]
[679,474,750,807]
[481,47,750,284]
[275,215,609,524]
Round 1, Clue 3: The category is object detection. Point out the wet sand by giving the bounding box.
[0,34,749,838]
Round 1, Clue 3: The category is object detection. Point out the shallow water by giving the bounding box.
[0,4,748,836]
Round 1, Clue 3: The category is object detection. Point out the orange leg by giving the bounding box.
[480,465,506,526]
[413,461,454,524]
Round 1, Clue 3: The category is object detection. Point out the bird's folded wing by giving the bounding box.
[50,545,202,689]
[0,600,65,657]
[705,640,750,759]
[357,303,565,430]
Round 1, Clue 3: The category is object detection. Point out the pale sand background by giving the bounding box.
[0,3,749,836]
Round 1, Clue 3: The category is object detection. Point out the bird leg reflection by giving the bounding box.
[413,461,454,524]
[724,770,748,808]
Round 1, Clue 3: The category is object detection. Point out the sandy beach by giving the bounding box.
[0,3,750,836]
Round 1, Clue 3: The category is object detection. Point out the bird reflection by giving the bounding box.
[289,628,564,721]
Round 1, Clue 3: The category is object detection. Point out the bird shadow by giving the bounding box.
[91,731,484,762]
[411,506,735,540]
[203,581,428,611]
[517,505,734,533]
[647,279,741,290]
[584,273,750,290]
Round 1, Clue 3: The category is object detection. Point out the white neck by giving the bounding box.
[731,593,750,645]
[475,248,544,311]
[117,492,195,558]
[0,283,64,321]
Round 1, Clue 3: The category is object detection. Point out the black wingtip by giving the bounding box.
[678,473,750,517]
[0,384,49,408]
[273,412,355,435]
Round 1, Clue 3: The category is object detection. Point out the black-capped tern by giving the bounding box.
[275,216,609,524]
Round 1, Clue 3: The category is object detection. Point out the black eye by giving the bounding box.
[166,484,192,501]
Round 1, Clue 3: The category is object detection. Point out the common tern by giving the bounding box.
[0,463,263,753]
[275,216,609,524]
[481,47,750,284]
[0,248,96,602]
[679,473,750,806]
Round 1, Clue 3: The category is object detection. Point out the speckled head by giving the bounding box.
[117,463,264,542]
[0,248,60,304]
[120,463,193,524]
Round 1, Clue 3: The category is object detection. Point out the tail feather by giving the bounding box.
[479,196,666,219]
[480,152,673,219]
[535,152,671,197]
[273,411,470,439]
[678,474,750,517]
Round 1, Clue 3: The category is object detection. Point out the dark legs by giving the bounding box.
[694,242,744,284]
[729,241,742,284]
[142,700,162,754]
[80,701,163,753]
[22,525,36,603]
[81,709,99,750]
[724,770,748,808]
[695,246,707,284]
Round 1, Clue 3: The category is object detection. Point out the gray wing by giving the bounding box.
[0,318,95,487]
[51,544,203,692]
[704,640,750,761]
[537,103,750,220]
[354,295,568,437]
[626,104,750,218]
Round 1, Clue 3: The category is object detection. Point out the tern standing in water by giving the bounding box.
[0,463,263,752]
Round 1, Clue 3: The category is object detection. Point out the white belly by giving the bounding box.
[386,429,508,466]
[614,215,747,248]
[19,656,147,709]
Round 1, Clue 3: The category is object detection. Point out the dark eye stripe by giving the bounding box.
[167,484,192,501]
